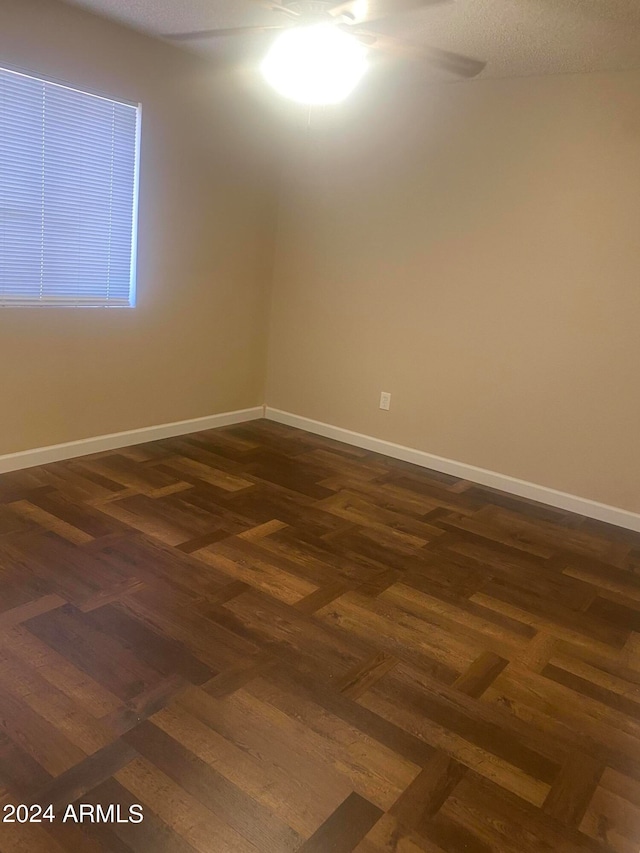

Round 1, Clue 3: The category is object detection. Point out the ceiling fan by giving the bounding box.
[164,0,486,104]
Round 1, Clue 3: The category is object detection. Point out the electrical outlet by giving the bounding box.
[379,391,391,411]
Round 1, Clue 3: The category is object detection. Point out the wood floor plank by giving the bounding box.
[31,739,138,809]
[0,625,122,718]
[0,735,52,799]
[543,752,604,827]
[452,651,509,698]
[7,500,94,545]
[244,675,421,809]
[124,720,302,851]
[115,756,261,853]
[390,751,468,827]
[297,792,384,853]
[175,683,355,810]
[0,594,66,629]
[150,701,339,837]
[0,815,68,853]
[337,652,399,700]
[101,674,189,736]
[79,777,199,853]
[0,647,114,755]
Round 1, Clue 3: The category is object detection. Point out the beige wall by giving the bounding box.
[267,67,640,513]
[0,0,276,454]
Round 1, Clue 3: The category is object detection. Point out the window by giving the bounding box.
[0,66,140,307]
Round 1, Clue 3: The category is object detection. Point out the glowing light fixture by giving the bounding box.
[261,24,368,105]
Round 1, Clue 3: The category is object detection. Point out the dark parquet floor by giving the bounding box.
[0,419,640,852]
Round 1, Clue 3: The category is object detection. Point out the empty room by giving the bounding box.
[1,0,640,850]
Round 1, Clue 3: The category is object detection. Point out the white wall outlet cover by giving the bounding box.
[379,392,391,411]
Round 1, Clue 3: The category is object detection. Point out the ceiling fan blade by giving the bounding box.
[247,0,301,17]
[165,25,287,42]
[423,46,486,77]
[355,29,486,77]
[330,0,449,26]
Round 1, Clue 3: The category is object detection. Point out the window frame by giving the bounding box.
[0,62,142,309]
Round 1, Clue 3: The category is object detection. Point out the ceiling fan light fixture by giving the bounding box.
[260,24,368,105]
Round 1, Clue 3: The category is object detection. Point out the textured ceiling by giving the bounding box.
[61,0,640,79]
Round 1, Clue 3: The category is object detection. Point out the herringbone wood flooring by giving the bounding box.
[1,419,640,852]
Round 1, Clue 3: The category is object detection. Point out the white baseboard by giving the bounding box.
[0,406,264,475]
[265,407,640,535]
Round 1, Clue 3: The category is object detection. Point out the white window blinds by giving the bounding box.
[0,66,140,307]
